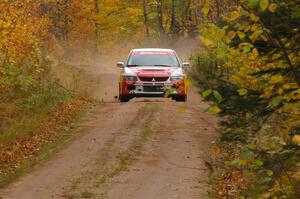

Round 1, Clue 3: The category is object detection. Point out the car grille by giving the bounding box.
[139,76,169,82]
[143,86,164,92]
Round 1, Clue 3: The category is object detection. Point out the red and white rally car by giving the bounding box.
[117,48,190,102]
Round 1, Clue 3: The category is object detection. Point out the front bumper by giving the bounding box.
[120,80,186,97]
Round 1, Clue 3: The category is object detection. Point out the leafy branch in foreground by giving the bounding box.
[194,0,300,198]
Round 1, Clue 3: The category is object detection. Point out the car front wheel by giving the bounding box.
[174,95,187,102]
[119,94,131,102]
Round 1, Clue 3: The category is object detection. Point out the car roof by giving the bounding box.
[131,48,174,52]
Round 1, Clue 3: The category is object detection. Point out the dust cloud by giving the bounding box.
[51,38,201,102]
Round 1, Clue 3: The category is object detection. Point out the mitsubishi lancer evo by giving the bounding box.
[117,48,190,102]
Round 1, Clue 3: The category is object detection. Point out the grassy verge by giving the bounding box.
[0,89,93,188]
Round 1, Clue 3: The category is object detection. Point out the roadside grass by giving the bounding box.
[0,91,70,145]
[0,90,93,188]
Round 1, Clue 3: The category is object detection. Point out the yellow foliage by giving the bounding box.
[227,31,236,40]
[202,7,210,15]
[259,0,269,11]
[198,35,213,46]
[269,3,278,13]
[292,135,300,146]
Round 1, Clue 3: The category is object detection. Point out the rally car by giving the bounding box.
[117,48,190,102]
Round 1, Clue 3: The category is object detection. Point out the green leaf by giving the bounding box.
[270,96,282,107]
[250,30,264,41]
[259,176,272,184]
[259,0,269,11]
[237,31,246,39]
[248,0,259,9]
[213,91,223,103]
[247,144,257,150]
[237,159,248,166]
[254,159,264,167]
[205,106,221,114]
[202,89,213,98]
[266,170,273,176]
[239,42,254,53]
[241,150,254,158]
[238,88,248,96]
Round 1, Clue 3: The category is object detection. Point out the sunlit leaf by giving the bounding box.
[198,36,213,46]
[213,90,223,103]
[292,135,300,146]
[249,13,260,22]
[201,7,210,15]
[254,159,264,167]
[239,42,254,53]
[211,145,221,155]
[259,0,269,11]
[238,88,248,96]
[179,105,186,113]
[202,89,213,97]
[269,75,284,84]
[185,79,192,88]
[266,170,273,176]
[252,48,259,57]
[268,3,277,13]
[270,96,282,107]
[237,31,246,39]
[205,106,221,114]
[228,11,241,21]
[227,31,236,40]
[260,35,268,42]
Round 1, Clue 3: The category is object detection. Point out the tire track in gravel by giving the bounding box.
[0,102,159,199]
[0,86,218,199]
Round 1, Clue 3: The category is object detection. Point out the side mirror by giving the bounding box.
[116,62,124,68]
[182,62,190,68]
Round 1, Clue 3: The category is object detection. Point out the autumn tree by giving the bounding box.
[196,0,300,197]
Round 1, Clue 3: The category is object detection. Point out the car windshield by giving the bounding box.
[127,51,180,67]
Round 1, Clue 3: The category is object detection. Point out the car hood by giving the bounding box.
[124,66,183,77]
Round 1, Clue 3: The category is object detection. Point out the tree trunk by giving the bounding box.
[170,0,179,37]
[182,0,192,36]
[93,0,101,55]
[62,0,70,40]
[157,0,165,36]
[215,0,220,18]
[143,0,150,44]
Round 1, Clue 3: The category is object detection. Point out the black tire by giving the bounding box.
[174,95,187,102]
[119,95,130,102]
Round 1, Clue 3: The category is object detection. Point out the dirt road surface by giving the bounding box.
[0,46,218,199]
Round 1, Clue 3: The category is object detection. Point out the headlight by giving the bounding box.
[123,76,138,81]
[169,75,184,82]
